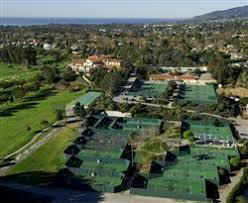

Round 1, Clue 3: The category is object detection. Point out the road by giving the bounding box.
[235,116,248,139]
[113,96,234,121]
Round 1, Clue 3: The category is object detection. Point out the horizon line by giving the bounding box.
[2,16,189,19]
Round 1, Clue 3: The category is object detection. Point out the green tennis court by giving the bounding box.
[188,121,233,141]
[131,146,239,201]
[127,81,168,98]
[71,91,102,107]
[180,84,218,104]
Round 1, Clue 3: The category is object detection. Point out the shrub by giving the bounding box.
[40,119,49,126]
[183,130,194,139]
[230,156,241,170]
[26,125,31,131]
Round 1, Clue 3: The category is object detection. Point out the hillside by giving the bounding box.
[193,6,248,21]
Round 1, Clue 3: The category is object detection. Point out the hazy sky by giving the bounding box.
[1,0,248,18]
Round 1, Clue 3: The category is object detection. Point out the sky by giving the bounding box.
[1,0,248,18]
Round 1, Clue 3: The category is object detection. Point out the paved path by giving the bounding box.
[235,116,248,138]
[3,120,64,160]
[82,75,93,89]
[218,159,248,202]
[218,169,244,202]
[113,98,234,121]
[0,122,66,176]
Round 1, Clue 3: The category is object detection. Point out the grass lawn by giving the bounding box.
[0,88,84,158]
[7,123,78,175]
[5,124,78,185]
[0,62,39,80]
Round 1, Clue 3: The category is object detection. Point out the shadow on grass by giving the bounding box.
[0,102,39,117]
[0,88,57,118]
[24,88,57,103]
[0,169,104,203]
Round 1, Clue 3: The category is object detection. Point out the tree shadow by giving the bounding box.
[0,170,104,203]
[0,88,57,118]
[0,185,52,203]
[0,102,39,117]
[24,88,57,103]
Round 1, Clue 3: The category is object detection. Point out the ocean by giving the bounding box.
[0,17,179,26]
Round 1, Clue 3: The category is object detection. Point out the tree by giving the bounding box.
[55,109,64,120]
[62,67,77,82]
[26,125,31,131]
[229,156,241,170]
[193,68,201,76]
[38,66,61,84]
[183,130,194,141]
[40,119,49,127]
[73,102,81,115]
[73,102,86,118]
[100,72,124,96]
[78,105,86,118]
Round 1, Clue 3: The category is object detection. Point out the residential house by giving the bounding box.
[150,73,216,85]
[69,55,122,75]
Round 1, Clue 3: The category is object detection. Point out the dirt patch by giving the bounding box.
[217,87,248,98]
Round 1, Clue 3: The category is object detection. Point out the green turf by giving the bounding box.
[0,62,39,80]
[0,89,84,158]
[7,124,78,175]
[71,91,102,107]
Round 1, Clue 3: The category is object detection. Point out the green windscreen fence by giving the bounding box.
[71,91,102,106]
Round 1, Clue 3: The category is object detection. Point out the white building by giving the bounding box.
[161,66,208,74]
[69,55,122,75]
[43,43,52,51]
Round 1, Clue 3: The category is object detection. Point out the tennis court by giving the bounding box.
[188,120,234,143]
[85,115,162,132]
[131,146,239,201]
[66,91,102,116]
[127,81,168,98]
[65,129,128,193]
[65,114,162,193]
[63,112,238,201]
[180,84,218,104]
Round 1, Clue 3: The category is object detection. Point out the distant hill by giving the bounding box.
[193,6,248,21]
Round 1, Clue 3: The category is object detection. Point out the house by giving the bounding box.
[86,55,122,70]
[43,43,52,51]
[69,59,86,74]
[69,55,122,75]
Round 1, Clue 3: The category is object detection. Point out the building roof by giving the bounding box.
[71,58,85,65]
[88,55,122,64]
[150,73,198,81]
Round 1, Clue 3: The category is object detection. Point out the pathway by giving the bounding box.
[0,122,67,176]
[82,75,93,89]
[218,169,244,202]
[3,120,64,160]
[113,98,234,121]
